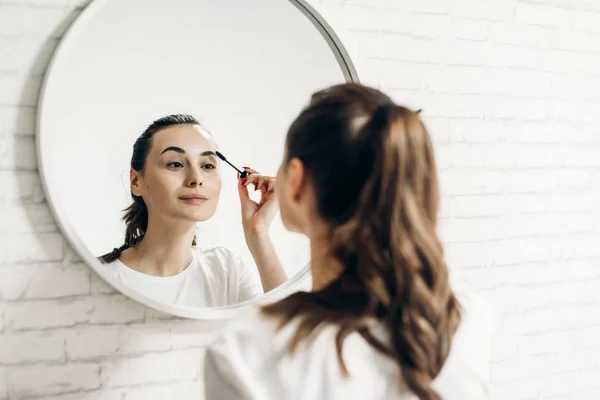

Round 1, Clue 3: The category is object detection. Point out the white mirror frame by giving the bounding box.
[36,0,359,320]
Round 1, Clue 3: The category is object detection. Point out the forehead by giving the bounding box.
[151,124,217,153]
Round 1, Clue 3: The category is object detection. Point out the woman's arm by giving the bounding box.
[246,232,287,292]
[237,167,288,293]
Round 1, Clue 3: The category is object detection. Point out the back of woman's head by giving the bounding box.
[263,83,461,400]
[99,114,200,263]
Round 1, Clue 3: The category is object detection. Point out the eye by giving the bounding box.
[167,161,184,168]
[203,163,216,170]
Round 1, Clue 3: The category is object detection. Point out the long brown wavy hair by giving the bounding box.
[262,83,461,400]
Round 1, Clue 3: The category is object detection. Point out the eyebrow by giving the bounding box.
[160,147,216,157]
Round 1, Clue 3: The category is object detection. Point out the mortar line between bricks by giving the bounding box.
[518,300,599,313]
[442,230,600,243]
[489,365,600,384]
[518,326,600,338]
[0,319,196,336]
[17,377,201,400]
[442,211,598,220]
[0,292,127,303]
[0,346,206,368]
[0,319,190,334]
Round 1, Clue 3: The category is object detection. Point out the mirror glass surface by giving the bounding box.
[38,0,356,315]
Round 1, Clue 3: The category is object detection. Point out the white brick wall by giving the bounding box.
[0,0,599,399]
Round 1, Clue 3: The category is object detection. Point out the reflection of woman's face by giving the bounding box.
[132,124,222,223]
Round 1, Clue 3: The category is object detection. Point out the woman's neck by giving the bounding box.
[309,229,344,291]
[127,216,196,277]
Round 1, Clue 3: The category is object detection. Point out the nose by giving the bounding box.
[186,167,203,187]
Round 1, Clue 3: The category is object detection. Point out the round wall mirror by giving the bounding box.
[37,0,358,319]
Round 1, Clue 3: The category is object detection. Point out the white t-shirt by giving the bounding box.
[104,247,264,307]
[203,291,492,400]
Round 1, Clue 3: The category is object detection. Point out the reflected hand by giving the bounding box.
[237,167,278,239]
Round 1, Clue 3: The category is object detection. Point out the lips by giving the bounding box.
[179,194,208,200]
[179,194,208,204]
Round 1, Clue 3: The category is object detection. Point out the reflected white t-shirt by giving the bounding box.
[204,291,492,400]
[105,247,264,307]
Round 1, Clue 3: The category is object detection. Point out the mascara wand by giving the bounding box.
[215,151,249,179]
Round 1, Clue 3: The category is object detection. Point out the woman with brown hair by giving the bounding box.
[99,114,287,307]
[203,83,491,400]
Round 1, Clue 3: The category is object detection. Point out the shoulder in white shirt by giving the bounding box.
[104,246,263,307]
[203,290,492,400]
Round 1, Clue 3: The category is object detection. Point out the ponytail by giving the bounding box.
[98,195,147,263]
[123,195,148,250]
[261,83,461,400]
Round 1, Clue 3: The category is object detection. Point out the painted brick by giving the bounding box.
[9,363,99,398]
[0,1,599,399]
[100,349,203,388]
[0,330,65,364]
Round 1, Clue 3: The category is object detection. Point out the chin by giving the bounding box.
[172,207,216,223]
[186,212,215,222]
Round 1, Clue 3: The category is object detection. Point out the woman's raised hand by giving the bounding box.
[237,167,278,239]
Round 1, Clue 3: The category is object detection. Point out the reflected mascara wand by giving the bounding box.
[215,151,249,179]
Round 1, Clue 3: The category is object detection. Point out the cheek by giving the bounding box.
[144,171,179,202]
[275,168,283,196]
[152,172,179,193]
[205,173,222,195]
[275,180,283,202]
[275,168,286,201]
[275,180,290,214]
[278,194,295,231]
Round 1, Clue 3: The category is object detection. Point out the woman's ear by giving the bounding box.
[130,169,143,197]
